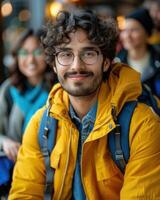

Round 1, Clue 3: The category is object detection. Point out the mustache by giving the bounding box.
[64,71,94,78]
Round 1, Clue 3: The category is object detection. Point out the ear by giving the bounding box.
[53,63,57,74]
[103,58,110,72]
[53,66,57,74]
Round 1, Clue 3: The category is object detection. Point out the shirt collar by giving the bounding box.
[69,101,97,124]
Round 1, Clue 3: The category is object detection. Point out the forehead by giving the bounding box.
[125,19,144,29]
[58,29,98,50]
[150,2,160,10]
[21,36,39,48]
[71,29,88,42]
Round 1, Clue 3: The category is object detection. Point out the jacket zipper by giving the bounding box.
[57,127,72,200]
[80,124,115,200]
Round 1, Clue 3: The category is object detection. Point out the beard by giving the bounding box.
[57,70,104,97]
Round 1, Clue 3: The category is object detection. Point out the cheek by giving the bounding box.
[120,31,127,40]
[133,33,142,40]
[54,66,65,78]
[157,12,160,19]
[122,33,140,44]
[54,60,67,76]
[134,34,148,45]
[133,30,147,39]
[17,58,25,71]
[37,58,46,68]
[120,31,131,41]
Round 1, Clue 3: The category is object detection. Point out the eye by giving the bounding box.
[59,51,73,58]
[33,48,43,56]
[83,50,97,58]
[18,49,28,57]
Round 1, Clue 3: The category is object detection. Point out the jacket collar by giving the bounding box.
[48,63,142,124]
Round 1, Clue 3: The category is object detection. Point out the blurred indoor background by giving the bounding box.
[0,0,145,82]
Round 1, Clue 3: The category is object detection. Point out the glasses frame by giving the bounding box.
[17,48,44,58]
[54,49,100,66]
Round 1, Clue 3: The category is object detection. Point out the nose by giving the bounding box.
[124,29,131,36]
[70,54,84,71]
[122,30,132,41]
[27,53,36,63]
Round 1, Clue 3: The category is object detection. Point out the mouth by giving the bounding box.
[65,72,93,81]
[28,64,36,70]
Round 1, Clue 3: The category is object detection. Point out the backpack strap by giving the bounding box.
[108,101,137,173]
[38,107,57,200]
[139,84,160,115]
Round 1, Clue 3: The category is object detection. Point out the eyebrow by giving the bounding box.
[55,46,99,52]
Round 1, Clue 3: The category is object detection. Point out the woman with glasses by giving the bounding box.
[0,29,56,196]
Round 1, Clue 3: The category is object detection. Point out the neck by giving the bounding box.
[69,90,99,120]
[128,45,148,60]
[28,75,43,86]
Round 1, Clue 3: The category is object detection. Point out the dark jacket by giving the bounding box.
[116,45,160,98]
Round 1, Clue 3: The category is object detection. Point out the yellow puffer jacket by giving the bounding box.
[9,63,160,200]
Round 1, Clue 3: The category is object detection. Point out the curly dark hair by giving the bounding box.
[41,9,119,67]
[10,29,57,92]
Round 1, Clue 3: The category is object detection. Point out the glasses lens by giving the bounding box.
[57,51,73,66]
[56,50,99,66]
[81,50,98,65]
[18,48,43,57]
[32,48,43,56]
[18,49,28,57]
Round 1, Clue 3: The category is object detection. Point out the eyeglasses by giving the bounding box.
[18,48,43,57]
[55,49,100,66]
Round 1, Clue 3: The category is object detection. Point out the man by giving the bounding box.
[9,10,160,199]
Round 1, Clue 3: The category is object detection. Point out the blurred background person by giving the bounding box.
[0,28,56,196]
[143,0,160,51]
[92,4,116,20]
[116,8,160,98]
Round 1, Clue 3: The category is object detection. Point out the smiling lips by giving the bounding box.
[28,64,36,70]
[65,71,93,81]
[68,74,92,81]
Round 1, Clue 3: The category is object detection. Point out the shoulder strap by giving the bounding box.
[139,84,160,116]
[38,107,57,200]
[108,101,137,173]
